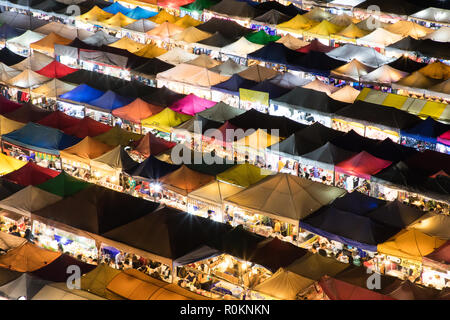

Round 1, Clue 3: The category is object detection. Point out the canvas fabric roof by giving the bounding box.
[31,79,77,98]
[237,64,279,82]
[287,252,349,280]
[356,27,403,47]
[208,59,247,76]
[0,63,20,83]
[131,132,175,157]
[298,142,356,171]
[234,128,281,149]
[330,59,374,82]
[423,241,449,271]
[60,136,114,164]
[187,180,243,206]
[0,24,25,41]
[354,0,423,17]
[255,2,305,17]
[108,36,145,52]
[245,30,281,45]
[401,116,450,144]
[181,0,217,13]
[329,85,360,103]
[253,268,315,300]
[0,230,27,252]
[90,145,138,174]
[225,173,345,224]
[92,126,142,147]
[0,12,48,30]
[335,151,392,180]
[148,10,179,24]
[297,39,333,53]
[253,9,291,25]
[384,20,433,39]
[2,162,60,186]
[0,273,51,300]
[36,170,90,198]
[330,191,386,215]
[101,12,136,28]
[0,47,27,67]
[196,17,252,40]
[304,20,343,37]
[418,62,450,81]
[0,116,25,136]
[381,280,449,300]
[327,44,394,68]
[7,30,45,48]
[221,37,264,57]
[303,7,334,22]
[141,108,192,133]
[63,116,112,139]
[407,213,450,240]
[130,44,167,59]
[32,184,161,235]
[146,22,185,40]
[32,283,105,300]
[80,263,124,300]
[37,111,81,131]
[208,0,260,19]
[197,101,245,122]
[302,79,340,95]
[29,32,72,56]
[269,72,311,89]
[275,34,308,50]
[211,74,258,95]
[77,6,113,23]
[392,71,441,93]
[82,30,117,46]
[319,276,395,300]
[132,58,174,78]
[157,47,197,65]
[124,155,180,180]
[196,31,235,49]
[216,163,268,188]
[33,22,93,40]
[7,70,51,89]
[0,154,25,176]
[11,52,53,72]
[334,23,368,40]
[159,165,215,195]
[360,65,408,85]
[126,7,157,20]
[156,63,229,88]
[366,200,425,229]
[174,15,202,28]
[124,19,157,33]
[168,94,216,116]
[0,242,61,272]
[423,26,450,42]
[0,95,21,115]
[277,14,316,33]
[387,56,427,73]
[87,89,133,112]
[2,102,52,125]
[378,229,446,262]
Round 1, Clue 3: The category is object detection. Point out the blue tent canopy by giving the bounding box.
[86,90,133,112]
[59,84,105,103]
[249,80,290,99]
[211,74,258,95]
[2,123,80,155]
[125,155,181,180]
[400,117,450,144]
[299,206,400,252]
[126,7,158,19]
[0,24,26,40]
[366,200,425,229]
[330,191,387,216]
[103,2,132,14]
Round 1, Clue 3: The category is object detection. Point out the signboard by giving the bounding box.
[239,88,269,113]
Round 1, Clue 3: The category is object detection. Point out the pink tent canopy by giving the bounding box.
[319,276,396,300]
[168,94,216,116]
[335,151,392,180]
[437,130,450,146]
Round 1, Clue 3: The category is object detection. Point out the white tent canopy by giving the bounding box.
[330,59,374,82]
[7,70,51,89]
[407,212,450,240]
[0,231,27,251]
[0,63,21,83]
[329,85,360,103]
[356,27,404,48]
[327,43,395,68]
[124,19,158,33]
[158,47,197,65]
[7,30,45,49]
[31,79,77,98]
[188,180,243,205]
[410,7,450,25]
[423,26,450,42]
[208,59,248,76]
[10,52,53,71]
[34,22,93,40]
[360,65,409,85]
[269,73,312,89]
[0,274,50,300]
[221,37,264,57]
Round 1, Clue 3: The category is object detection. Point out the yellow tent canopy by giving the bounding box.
[77,6,113,23]
[393,71,440,90]
[29,32,72,56]
[148,10,179,24]
[334,23,368,40]
[235,128,281,149]
[0,153,26,175]
[80,263,124,300]
[0,116,26,135]
[92,126,143,147]
[133,44,167,58]
[101,12,137,28]
[329,85,360,103]
[275,34,309,50]
[304,20,343,37]
[417,61,450,80]
[384,20,433,39]
[108,36,146,52]
[60,136,114,165]
[174,15,202,28]
[146,22,185,39]
[377,229,446,262]
[216,163,269,188]
[170,26,212,43]
[141,108,192,133]
[0,242,61,272]
[277,14,316,34]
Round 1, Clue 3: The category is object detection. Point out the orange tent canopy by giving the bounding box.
[0,242,61,272]
[60,136,114,164]
[30,32,72,55]
[159,165,215,195]
[112,98,164,124]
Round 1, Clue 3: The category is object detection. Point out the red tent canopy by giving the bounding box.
[3,102,52,123]
[35,61,78,78]
[132,131,176,157]
[37,111,82,131]
[63,117,112,139]
[335,151,392,180]
[297,39,334,53]
[2,162,60,186]
[0,95,22,114]
[319,276,396,300]
[157,0,194,8]
[423,240,450,267]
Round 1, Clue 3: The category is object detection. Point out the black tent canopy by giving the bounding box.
[196,18,252,40]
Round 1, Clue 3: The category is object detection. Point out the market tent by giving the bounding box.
[366,200,425,229]
[298,142,356,172]
[1,102,52,127]
[6,30,45,49]
[60,136,114,165]
[174,15,202,29]
[211,74,258,95]
[31,79,76,98]
[33,22,93,41]
[247,42,304,67]
[304,20,343,38]
[0,63,21,83]
[330,59,374,82]
[423,241,449,272]
[319,276,395,300]
[216,163,267,188]
[159,165,215,195]
[327,44,394,68]
[0,230,27,252]
[356,27,403,48]
[424,26,450,42]
[245,30,281,45]
[147,22,185,40]
[0,242,61,272]
[82,30,117,46]
[334,23,368,40]
[186,54,221,69]
[108,36,145,53]
[156,63,229,88]
[330,190,386,215]
[126,7,157,20]
[172,114,222,135]
[2,162,60,186]
[141,108,192,133]
[37,111,81,131]
[0,273,51,300]
[384,21,432,39]
[253,268,315,300]
[293,51,347,76]
[255,2,305,17]
[133,44,167,59]
[360,64,408,85]
[29,32,72,56]
[125,155,180,180]
[238,65,279,83]
[335,151,392,180]
[221,37,264,57]
[101,12,136,29]
[300,205,400,251]
[303,7,334,22]
[87,90,133,112]
[407,213,450,240]
[77,6,113,23]
[354,0,423,17]
[0,96,21,115]
[381,280,449,300]
[302,79,339,95]
[181,0,217,14]
[269,72,311,89]
[35,61,77,79]
[131,58,174,78]
[207,0,259,19]
[404,149,450,176]
[297,39,333,53]
[101,207,228,262]
[196,31,235,49]
[80,263,124,300]
[198,17,252,40]
[253,9,291,25]
[393,71,441,93]
[0,115,27,136]
[168,94,216,116]
[235,128,281,149]
[124,19,157,33]
[0,184,62,218]
[32,283,106,300]
[286,252,348,280]
[2,123,80,156]
[216,224,264,261]
[32,185,161,235]
[92,126,142,147]
[378,229,446,262]
[0,47,26,67]
[59,84,105,103]
[0,154,26,176]
[418,61,450,81]
[131,132,176,158]
[438,130,450,147]
[0,24,25,40]
[225,173,346,224]
[36,170,90,198]
[32,254,96,283]
[401,117,450,145]
[0,12,48,30]
[277,14,316,34]
[208,59,247,77]
[90,145,138,175]
[157,47,197,65]
[329,85,360,103]
[275,34,308,51]
[197,101,245,123]
[250,237,308,273]
[142,87,186,108]
[7,70,51,89]
[148,10,179,24]
[10,52,53,72]
[428,79,450,100]
[103,1,132,14]
[187,180,243,206]
[387,55,427,73]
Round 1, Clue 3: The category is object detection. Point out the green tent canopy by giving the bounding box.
[181,0,218,13]
[245,30,281,45]
[36,171,90,198]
